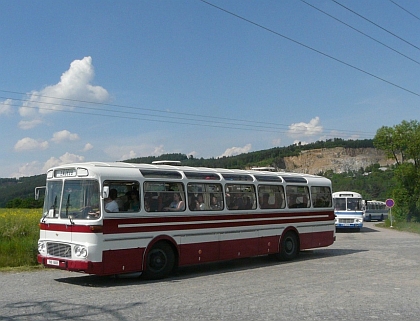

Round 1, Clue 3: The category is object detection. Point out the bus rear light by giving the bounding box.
[90,225,103,233]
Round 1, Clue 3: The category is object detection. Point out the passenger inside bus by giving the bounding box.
[229,193,244,210]
[260,193,270,209]
[163,192,185,211]
[105,188,119,212]
[210,196,221,210]
[197,194,206,210]
[127,191,140,211]
[189,197,200,211]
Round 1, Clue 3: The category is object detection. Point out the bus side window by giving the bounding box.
[187,183,223,211]
[286,185,310,209]
[103,181,140,213]
[225,184,256,211]
[258,185,285,209]
[143,182,185,212]
[311,186,332,208]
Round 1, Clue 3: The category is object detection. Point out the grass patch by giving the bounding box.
[376,219,420,234]
[0,208,41,268]
[0,265,45,273]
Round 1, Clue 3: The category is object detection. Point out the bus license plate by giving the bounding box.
[47,259,59,266]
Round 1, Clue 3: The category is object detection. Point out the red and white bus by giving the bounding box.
[36,162,335,279]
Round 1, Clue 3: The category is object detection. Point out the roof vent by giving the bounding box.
[151,160,181,166]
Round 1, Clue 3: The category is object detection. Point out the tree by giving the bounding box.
[374,120,420,221]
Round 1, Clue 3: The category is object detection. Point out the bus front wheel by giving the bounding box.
[277,231,299,261]
[143,242,175,280]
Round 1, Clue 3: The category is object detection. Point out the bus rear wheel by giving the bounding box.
[143,242,175,280]
[277,231,299,261]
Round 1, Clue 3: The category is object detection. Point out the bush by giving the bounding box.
[0,208,41,268]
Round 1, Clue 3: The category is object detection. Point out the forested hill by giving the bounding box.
[0,138,375,207]
[0,174,46,207]
[126,138,375,169]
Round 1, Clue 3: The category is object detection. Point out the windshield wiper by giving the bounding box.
[41,211,48,223]
[42,195,57,223]
[66,194,74,225]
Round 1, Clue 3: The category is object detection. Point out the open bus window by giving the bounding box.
[103,181,140,213]
[143,182,185,212]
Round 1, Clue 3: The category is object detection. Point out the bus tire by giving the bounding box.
[143,242,175,280]
[277,231,299,261]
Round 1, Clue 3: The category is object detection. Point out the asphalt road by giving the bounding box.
[1,222,419,321]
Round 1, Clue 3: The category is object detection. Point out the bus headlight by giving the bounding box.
[74,245,88,258]
[38,241,46,254]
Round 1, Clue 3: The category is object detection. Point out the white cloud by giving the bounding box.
[14,137,49,152]
[18,119,44,130]
[219,144,252,158]
[51,130,80,143]
[272,138,281,146]
[104,143,163,161]
[152,145,165,156]
[120,150,137,160]
[83,143,93,151]
[188,150,198,158]
[18,56,109,125]
[0,99,13,115]
[322,130,360,141]
[288,117,323,138]
[11,161,42,178]
[293,140,308,145]
[42,152,85,172]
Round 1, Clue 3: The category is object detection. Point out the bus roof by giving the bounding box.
[46,161,331,184]
[332,191,362,198]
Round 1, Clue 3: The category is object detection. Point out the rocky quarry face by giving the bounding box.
[283,147,395,174]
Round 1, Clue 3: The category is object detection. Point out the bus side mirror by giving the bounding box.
[35,186,46,200]
[103,186,109,199]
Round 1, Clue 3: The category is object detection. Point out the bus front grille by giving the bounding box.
[339,218,354,224]
[47,243,71,258]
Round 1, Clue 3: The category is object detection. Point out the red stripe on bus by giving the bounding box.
[39,210,334,234]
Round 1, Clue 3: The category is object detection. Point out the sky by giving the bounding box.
[1,0,420,178]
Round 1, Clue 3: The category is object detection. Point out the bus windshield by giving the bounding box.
[334,197,362,211]
[43,180,100,220]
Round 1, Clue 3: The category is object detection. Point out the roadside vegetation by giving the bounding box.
[378,219,420,234]
[0,208,40,269]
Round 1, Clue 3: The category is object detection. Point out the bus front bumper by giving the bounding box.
[37,255,102,274]
[335,223,363,228]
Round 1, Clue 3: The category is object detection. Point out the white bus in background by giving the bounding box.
[363,200,388,222]
[36,162,336,279]
[332,191,364,231]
